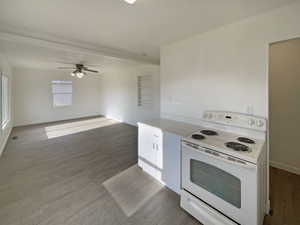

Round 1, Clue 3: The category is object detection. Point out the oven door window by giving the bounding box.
[190,159,241,208]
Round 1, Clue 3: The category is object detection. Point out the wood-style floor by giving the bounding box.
[0,116,299,225]
[0,117,200,225]
[264,167,300,225]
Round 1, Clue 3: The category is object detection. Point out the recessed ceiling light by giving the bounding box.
[124,0,136,4]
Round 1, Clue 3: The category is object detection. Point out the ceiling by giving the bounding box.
[0,0,297,67]
[0,39,141,71]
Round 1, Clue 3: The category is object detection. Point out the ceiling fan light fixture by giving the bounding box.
[60,64,99,78]
[124,0,136,4]
[77,72,84,79]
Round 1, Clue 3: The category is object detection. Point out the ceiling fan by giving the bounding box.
[58,64,99,78]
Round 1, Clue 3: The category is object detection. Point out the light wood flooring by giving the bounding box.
[0,117,200,225]
[264,167,300,225]
[0,116,299,225]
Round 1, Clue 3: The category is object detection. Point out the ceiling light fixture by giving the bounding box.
[59,64,99,78]
[76,72,85,79]
[124,0,136,4]
[70,70,85,78]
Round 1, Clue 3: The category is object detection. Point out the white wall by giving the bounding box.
[100,64,160,126]
[0,53,13,156]
[13,67,101,126]
[161,2,300,124]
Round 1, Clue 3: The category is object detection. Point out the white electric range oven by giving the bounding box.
[180,111,267,225]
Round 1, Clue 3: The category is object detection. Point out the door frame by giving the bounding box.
[267,36,300,213]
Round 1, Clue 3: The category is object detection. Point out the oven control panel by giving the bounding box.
[182,140,256,167]
[202,111,266,131]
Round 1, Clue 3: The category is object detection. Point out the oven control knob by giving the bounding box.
[206,113,213,119]
[248,119,255,126]
[257,120,264,127]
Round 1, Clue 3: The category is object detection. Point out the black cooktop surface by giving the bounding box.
[225,142,249,152]
[191,134,205,140]
[237,137,255,144]
[200,130,218,136]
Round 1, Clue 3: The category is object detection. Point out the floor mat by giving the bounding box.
[103,165,163,217]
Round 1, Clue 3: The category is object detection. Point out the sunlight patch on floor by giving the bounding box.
[45,117,120,139]
[103,165,163,217]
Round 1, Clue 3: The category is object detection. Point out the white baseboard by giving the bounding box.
[270,160,300,175]
[266,200,271,215]
[104,114,138,127]
[0,126,12,157]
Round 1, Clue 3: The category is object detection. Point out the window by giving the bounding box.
[52,80,72,107]
[137,75,153,107]
[190,160,241,208]
[2,75,9,129]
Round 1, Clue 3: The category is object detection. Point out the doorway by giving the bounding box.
[269,38,300,175]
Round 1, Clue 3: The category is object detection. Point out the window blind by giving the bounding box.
[52,80,73,107]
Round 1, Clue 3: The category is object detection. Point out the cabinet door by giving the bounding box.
[152,128,163,182]
[138,124,157,167]
[154,129,163,170]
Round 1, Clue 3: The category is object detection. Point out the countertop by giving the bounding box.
[138,118,201,137]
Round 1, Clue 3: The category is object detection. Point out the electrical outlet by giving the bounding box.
[246,105,254,115]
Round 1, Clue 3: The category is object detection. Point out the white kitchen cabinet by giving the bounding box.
[138,122,181,194]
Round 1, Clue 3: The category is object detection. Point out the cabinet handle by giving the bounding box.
[153,143,155,150]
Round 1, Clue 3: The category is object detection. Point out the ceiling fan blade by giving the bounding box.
[83,68,99,73]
